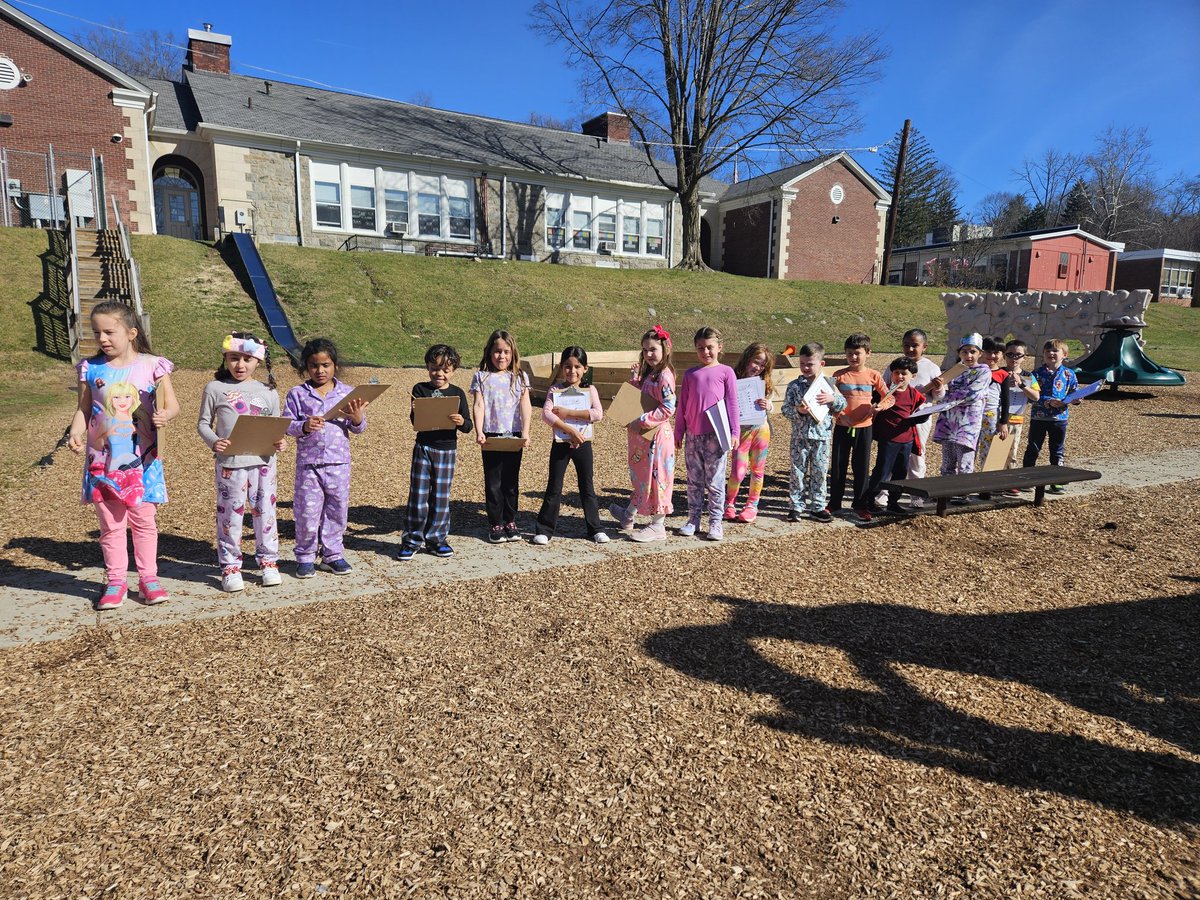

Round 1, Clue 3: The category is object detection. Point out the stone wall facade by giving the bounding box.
[246,148,299,244]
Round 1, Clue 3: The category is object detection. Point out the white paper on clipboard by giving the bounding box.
[802,377,830,424]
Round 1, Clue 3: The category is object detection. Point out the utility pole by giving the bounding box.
[880,118,911,285]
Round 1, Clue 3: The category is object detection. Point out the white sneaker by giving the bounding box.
[531,533,550,545]
[678,521,698,537]
[630,522,667,542]
[221,568,244,593]
[909,496,925,510]
[592,532,610,544]
[261,564,281,587]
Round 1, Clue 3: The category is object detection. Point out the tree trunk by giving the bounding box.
[675,188,710,271]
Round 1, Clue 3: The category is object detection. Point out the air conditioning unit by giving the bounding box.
[597,240,616,254]
[387,221,407,236]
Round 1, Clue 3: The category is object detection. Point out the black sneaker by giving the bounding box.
[811,509,834,524]
[1047,484,1066,495]
[503,522,519,541]
[430,541,454,558]
[397,545,417,562]
[786,508,803,522]
[488,525,505,544]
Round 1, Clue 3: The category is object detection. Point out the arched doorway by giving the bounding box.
[700,218,713,267]
[153,155,205,240]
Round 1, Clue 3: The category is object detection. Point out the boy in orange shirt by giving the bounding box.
[830,332,888,521]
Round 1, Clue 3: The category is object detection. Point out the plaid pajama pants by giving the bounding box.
[403,444,457,548]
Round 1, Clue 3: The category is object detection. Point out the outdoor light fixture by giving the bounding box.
[832,215,840,224]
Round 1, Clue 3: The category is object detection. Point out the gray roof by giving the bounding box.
[181,69,712,193]
[145,77,200,132]
[718,156,833,203]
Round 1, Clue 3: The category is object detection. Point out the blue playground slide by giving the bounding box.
[226,233,303,367]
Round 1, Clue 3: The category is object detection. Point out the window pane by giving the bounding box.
[385,189,409,231]
[646,217,663,255]
[448,196,471,239]
[622,215,640,253]
[418,192,440,236]
[598,213,616,245]
[315,181,340,204]
[315,180,341,227]
[572,210,592,249]
[351,185,376,231]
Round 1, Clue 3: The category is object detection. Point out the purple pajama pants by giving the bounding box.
[684,433,727,528]
[215,460,279,568]
[294,462,351,564]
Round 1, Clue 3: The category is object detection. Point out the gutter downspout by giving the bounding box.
[667,197,675,267]
[501,175,507,258]
[294,141,304,247]
[144,92,158,235]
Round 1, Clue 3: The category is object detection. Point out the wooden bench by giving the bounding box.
[880,465,1102,517]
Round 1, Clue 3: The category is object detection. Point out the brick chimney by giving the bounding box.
[582,112,631,143]
[187,24,232,75]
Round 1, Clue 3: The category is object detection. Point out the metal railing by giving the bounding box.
[65,195,81,358]
[110,196,145,322]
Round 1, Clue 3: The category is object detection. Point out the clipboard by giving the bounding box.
[982,431,1014,471]
[482,436,525,452]
[1061,379,1107,404]
[607,381,657,427]
[705,401,733,453]
[939,362,968,384]
[325,383,391,418]
[223,415,291,457]
[550,387,594,442]
[413,395,460,432]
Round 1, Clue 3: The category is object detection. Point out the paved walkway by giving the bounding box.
[2,446,1197,647]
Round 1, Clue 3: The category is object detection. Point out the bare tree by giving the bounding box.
[77,22,185,82]
[528,112,578,131]
[532,0,884,269]
[1153,173,1200,251]
[407,90,435,107]
[1085,125,1157,243]
[1013,148,1083,229]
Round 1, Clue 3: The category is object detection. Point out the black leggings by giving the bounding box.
[831,424,874,510]
[482,437,523,526]
[536,441,602,537]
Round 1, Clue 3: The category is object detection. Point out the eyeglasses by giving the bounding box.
[1004,352,1025,358]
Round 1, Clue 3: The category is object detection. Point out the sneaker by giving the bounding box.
[96,582,126,610]
[811,509,834,524]
[221,566,245,593]
[397,545,417,562]
[723,505,737,521]
[978,492,992,500]
[138,578,169,605]
[885,503,906,514]
[260,563,281,587]
[1004,488,1021,497]
[909,497,925,510]
[1047,484,1066,495]
[295,562,316,579]
[950,496,971,505]
[786,509,803,523]
[706,524,724,541]
[531,533,550,545]
[736,506,758,523]
[677,521,698,537]
[630,522,667,542]
[488,525,506,544]
[503,522,519,542]
[609,503,635,532]
[854,508,873,522]
[431,541,454,558]
[320,558,352,575]
[592,532,610,544]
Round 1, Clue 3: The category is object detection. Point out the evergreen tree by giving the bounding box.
[877,126,961,247]
[1060,180,1093,230]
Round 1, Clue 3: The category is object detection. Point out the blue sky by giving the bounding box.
[18,0,1200,214]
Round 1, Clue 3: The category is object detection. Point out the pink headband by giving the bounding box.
[223,335,266,360]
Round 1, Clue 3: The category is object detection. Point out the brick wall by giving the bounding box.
[0,16,140,227]
[1113,257,1162,299]
[783,161,881,283]
[722,201,772,277]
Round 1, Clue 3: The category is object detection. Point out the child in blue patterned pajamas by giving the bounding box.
[781,343,846,523]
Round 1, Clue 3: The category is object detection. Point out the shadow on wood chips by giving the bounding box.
[644,589,1199,825]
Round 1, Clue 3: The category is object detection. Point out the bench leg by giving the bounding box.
[1034,485,1046,507]
[937,498,948,517]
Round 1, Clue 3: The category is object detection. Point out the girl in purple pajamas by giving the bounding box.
[198,333,287,592]
[285,338,369,578]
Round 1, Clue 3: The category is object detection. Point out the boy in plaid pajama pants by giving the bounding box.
[399,345,473,560]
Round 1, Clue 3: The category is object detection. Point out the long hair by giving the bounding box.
[90,300,153,355]
[215,331,277,389]
[734,341,774,398]
[693,325,722,346]
[637,327,674,382]
[550,345,589,387]
[479,329,524,398]
[298,337,339,375]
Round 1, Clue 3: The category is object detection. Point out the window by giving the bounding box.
[414,175,441,237]
[1058,252,1069,278]
[546,192,566,248]
[314,181,341,228]
[384,189,409,233]
[1163,264,1195,297]
[622,214,641,254]
[572,211,592,249]
[446,177,472,239]
[645,204,664,256]
[350,185,376,230]
[598,211,616,247]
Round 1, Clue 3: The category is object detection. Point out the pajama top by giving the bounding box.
[197,378,281,467]
[469,370,529,434]
[930,363,991,448]
[284,378,367,465]
[77,353,174,505]
[781,375,846,440]
[1028,364,1078,422]
[673,364,739,445]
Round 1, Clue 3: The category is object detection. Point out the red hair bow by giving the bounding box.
[652,325,671,343]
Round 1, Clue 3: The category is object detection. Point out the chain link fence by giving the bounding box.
[0,145,109,229]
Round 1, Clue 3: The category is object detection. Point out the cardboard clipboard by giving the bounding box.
[223,415,291,457]
[939,362,968,384]
[413,395,461,432]
[481,436,525,452]
[325,383,391,418]
[982,431,1014,471]
[607,381,657,427]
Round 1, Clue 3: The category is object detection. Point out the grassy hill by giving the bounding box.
[3,230,1197,378]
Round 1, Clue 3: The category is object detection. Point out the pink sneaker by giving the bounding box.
[138,578,170,605]
[629,522,667,542]
[97,582,126,610]
[736,505,758,523]
[722,505,738,521]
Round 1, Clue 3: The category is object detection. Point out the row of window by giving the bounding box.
[1161,264,1195,296]
[312,163,473,241]
[546,193,665,256]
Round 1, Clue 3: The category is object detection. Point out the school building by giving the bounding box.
[0,1,889,284]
